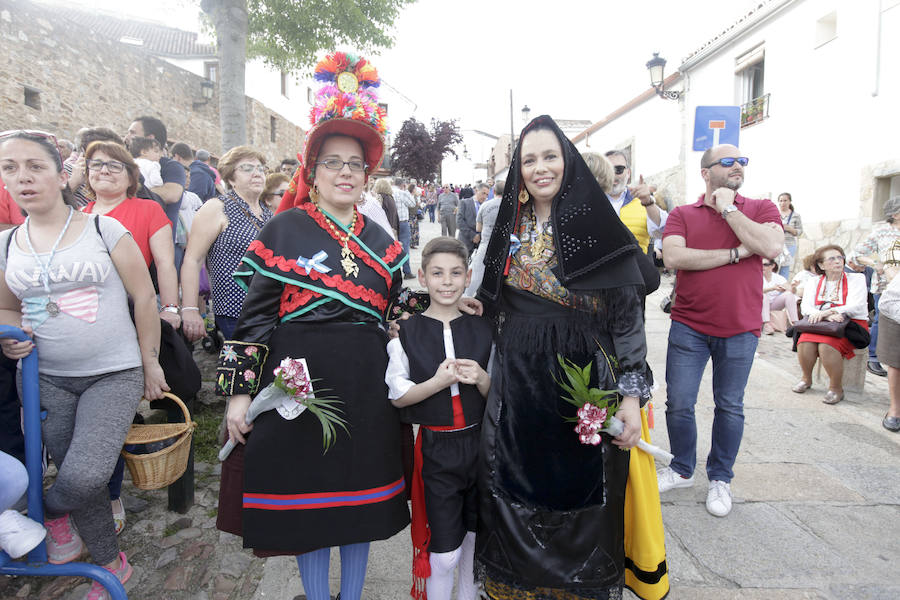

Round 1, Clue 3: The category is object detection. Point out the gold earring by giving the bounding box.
[518,188,529,204]
[309,185,319,204]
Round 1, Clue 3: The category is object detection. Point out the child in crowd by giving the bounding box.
[0,449,46,558]
[386,237,493,600]
[129,136,163,188]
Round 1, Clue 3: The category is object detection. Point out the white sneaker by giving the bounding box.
[657,466,695,492]
[0,509,47,558]
[706,480,733,517]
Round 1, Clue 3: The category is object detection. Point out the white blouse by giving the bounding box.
[800,272,868,320]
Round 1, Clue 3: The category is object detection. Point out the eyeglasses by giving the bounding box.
[0,129,62,166]
[87,159,126,174]
[613,165,627,175]
[236,164,266,174]
[316,159,368,172]
[762,262,774,267]
[821,256,844,263]
[269,189,288,198]
[703,157,750,169]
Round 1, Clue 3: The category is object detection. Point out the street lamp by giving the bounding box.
[521,105,531,123]
[193,79,215,110]
[646,53,680,100]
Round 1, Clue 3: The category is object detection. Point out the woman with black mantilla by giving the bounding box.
[214,53,414,600]
[475,115,666,600]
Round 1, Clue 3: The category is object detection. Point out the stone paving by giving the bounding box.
[2,218,899,599]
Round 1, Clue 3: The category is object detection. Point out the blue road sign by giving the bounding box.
[693,106,740,151]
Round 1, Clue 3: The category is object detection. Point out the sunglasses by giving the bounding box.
[0,129,62,166]
[613,165,627,175]
[703,157,750,169]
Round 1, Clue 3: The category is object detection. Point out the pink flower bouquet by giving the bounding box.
[218,357,347,461]
[553,354,672,464]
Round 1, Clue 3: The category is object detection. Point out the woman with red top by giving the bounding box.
[793,244,869,404]
[82,141,180,330]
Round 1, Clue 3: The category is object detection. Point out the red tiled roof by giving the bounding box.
[570,72,682,144]
[52,5,215,57]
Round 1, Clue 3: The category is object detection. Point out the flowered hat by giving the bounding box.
[278,51,388,213]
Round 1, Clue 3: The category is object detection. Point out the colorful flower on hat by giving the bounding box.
[308,52,388,136]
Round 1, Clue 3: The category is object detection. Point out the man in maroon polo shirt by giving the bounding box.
[658,144,783,517]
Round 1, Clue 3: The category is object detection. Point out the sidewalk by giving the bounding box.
[2,218,897,599]
[643,277,899,599]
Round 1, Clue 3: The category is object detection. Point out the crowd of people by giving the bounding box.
[0,48,898,600]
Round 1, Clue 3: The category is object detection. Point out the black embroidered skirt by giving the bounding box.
[217,320,409,554]
[476,290,630,599]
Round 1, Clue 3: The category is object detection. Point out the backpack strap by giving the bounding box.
[4,226,20,261]
[93,214,110,254]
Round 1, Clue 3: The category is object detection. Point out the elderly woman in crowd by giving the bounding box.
[261,172,290,211]
[582,151,615,194]
[761,258,798,334]
[180,146,273,342]
[0,130,166,599]
[475,115,664,600]
[214,53,421,600]
[792,245,869,404]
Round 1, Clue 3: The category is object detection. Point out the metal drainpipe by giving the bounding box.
[873,0,883,97]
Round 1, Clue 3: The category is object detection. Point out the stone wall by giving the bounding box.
[0,0,303,164]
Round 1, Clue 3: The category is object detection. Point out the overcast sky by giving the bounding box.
[58,0,762,135]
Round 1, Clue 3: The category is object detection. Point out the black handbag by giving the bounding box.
[792,315,849,338]
[789,314,870,350]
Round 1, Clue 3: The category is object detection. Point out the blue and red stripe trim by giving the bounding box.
[243,478,405,511]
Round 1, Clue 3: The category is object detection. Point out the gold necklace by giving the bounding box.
[530,208,550,259]
[320,207,360,278]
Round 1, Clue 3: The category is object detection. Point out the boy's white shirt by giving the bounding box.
[385,325,494,401]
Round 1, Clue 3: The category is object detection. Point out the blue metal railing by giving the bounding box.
[0,325,127,599]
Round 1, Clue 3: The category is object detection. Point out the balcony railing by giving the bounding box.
[741,93,770,128]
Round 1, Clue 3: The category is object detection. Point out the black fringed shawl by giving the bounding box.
[477,115,652,306]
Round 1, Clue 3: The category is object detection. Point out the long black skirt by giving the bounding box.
[218,321,409,553]
[477,291,630,599]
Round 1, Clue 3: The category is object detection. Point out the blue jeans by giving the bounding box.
[427,204,436,222]
[778,242,797,279]
[869,293,880,361]
[398,221,412,275]
[664,320,758,482]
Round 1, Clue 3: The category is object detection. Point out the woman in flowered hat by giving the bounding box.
[214,52,412,599]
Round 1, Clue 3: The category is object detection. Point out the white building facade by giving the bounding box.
[573,0,900,263]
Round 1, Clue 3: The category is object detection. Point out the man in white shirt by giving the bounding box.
[393,177,417,279]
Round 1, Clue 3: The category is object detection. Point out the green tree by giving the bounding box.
[200,0,415,151]
[391,117,462,182]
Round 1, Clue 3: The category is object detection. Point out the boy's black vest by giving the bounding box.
[397,313,492,427]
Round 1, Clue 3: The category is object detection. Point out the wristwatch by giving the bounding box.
[721,205,739,218]
[641,194,655,207]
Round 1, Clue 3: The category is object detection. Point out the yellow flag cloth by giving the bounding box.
[624,408,670,600]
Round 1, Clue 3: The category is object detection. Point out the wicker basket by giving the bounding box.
[121,392,196,490]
